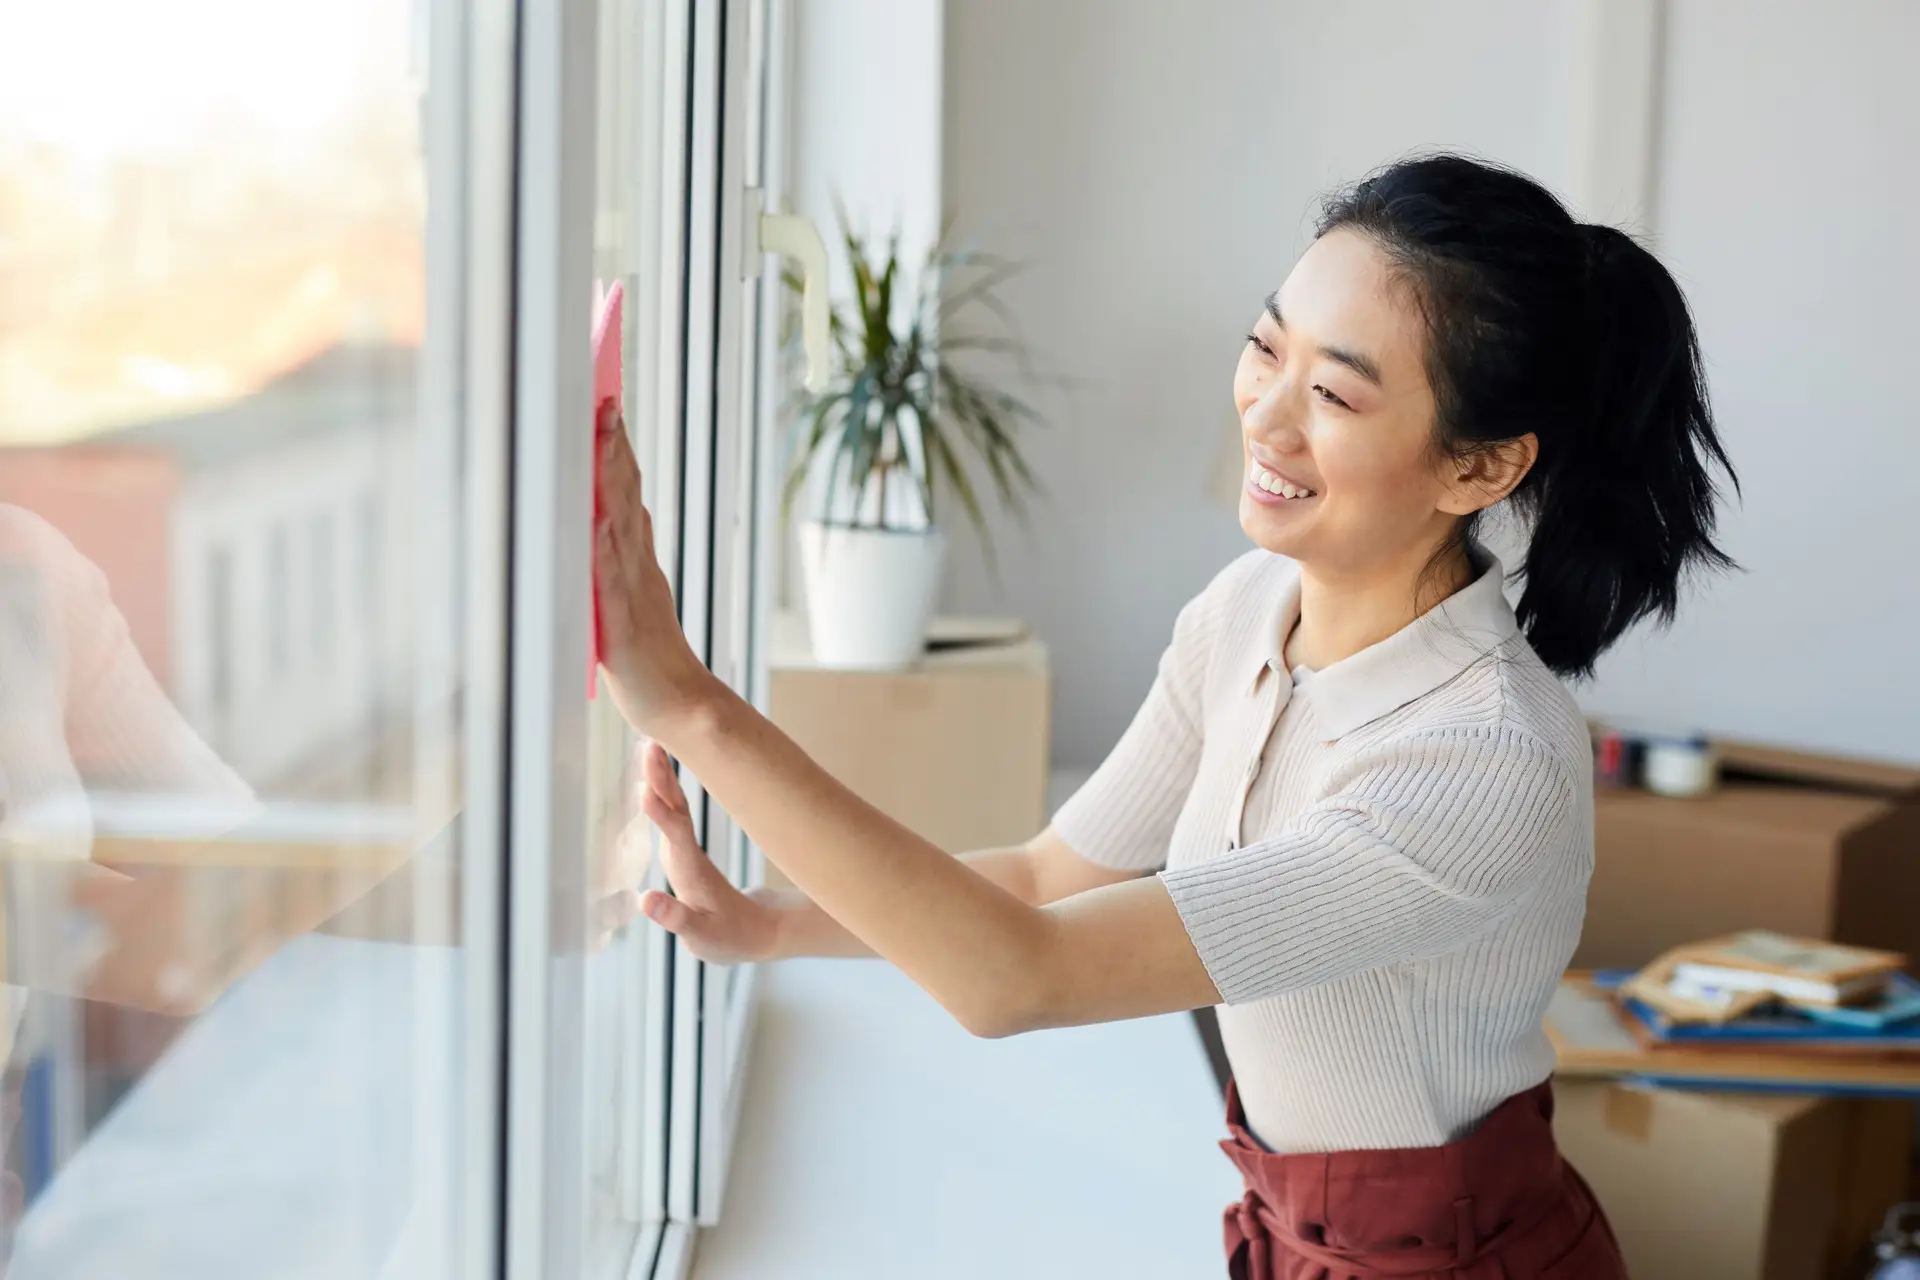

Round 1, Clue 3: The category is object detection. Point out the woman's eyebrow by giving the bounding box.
[1264,291,1386,388]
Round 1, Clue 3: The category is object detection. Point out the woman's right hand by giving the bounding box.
[635,740,786,964]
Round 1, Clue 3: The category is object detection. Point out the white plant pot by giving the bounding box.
[800,521,947,669]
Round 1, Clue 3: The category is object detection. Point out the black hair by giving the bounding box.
[1315,153,1737,679]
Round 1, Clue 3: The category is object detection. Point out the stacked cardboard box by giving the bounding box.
[1575,739,1920,971]
[761,613,1051,888]
[1563,736,1920,1278]
[1556,1082,1913,1280]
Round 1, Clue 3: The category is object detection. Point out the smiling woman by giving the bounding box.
[1230,225,1539,669]
[592,153,1736,1279]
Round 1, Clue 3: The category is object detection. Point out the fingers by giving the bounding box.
[590,414,673,648]
[593,517,623,612]
[595,417,655,588]
[603,406,640,489]
[596,409,644,524]
[639,739,690,815]
[640,888,704,942]
[641,792,726,915]
[639,888,758,966]
[640,785,702,858]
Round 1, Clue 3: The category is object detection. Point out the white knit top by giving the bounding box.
[1050,549,1592,1154]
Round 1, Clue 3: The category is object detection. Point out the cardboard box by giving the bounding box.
[1554,1080,1914,1280]
[763,614,1051,889]
[1575,737,1920,970]
[1714,741,1920,805]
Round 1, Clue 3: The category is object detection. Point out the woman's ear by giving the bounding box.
[1438,434,1538,515]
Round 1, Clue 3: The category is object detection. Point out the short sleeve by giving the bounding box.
[12,509,256,806]
[1158,728,1579,1004]
[1047,566,1232,872]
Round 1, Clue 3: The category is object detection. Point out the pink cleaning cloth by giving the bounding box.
[590,280,624,699]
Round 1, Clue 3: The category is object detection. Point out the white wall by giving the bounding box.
[938,0,1919,769]
[780,0,945,605]
[787,0,944,275]
[1581,1,1919,763]
[939,0,1582,769]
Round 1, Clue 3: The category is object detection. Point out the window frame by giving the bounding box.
[441,0,516,1274]
[455,0,781,1271]
[500,0,605,1272]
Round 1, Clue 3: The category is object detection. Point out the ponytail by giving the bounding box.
[1318,155,1738,678]
[1516,225,1736,675]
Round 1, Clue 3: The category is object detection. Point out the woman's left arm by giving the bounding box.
[592,406,1220,1037]
[661,685,1221,1036]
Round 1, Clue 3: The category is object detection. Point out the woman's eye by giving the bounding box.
[1313,385,1351,410]
[1245,333,1275,359]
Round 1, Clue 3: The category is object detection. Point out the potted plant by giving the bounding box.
[781,214,1044,669]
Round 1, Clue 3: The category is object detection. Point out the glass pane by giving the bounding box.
[0,2,488,1276]
[583,0,661,1262]
[726,0,776,1024]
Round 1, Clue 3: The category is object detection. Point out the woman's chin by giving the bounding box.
[1239,497,1315,558]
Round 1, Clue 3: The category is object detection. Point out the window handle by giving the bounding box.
[743,188,830,393]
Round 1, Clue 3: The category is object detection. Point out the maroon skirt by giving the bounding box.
[1219,1077,1627,1279]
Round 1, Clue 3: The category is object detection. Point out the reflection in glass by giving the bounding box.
[0,0,474,1274]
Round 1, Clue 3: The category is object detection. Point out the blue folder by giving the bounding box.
[1593,970,1920,1047]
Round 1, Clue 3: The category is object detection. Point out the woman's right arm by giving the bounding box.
[642,556,1253,963]
[757,831,1143,960]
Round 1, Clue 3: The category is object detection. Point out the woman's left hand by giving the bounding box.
[593,401,716,738]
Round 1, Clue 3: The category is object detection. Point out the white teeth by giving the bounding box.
[1252,463,1315,499]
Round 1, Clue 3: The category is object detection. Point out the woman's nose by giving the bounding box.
[1243,381,1308,451]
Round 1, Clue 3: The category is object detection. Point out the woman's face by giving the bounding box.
[1233,228,1465,580]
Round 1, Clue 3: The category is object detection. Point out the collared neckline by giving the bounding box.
[1243,551,1520,740]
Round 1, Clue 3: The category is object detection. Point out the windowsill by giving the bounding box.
[690,957,1239,1278]
[9,935,463,1278]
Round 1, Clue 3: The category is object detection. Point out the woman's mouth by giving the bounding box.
[1246,461,1318,502]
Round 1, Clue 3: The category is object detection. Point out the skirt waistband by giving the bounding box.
[1220,1078,1578,1279]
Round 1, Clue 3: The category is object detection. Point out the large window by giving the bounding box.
[0,0,784,1275]
[0,0,485,1275]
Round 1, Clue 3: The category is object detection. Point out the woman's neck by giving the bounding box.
[1285,543,1477,671]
